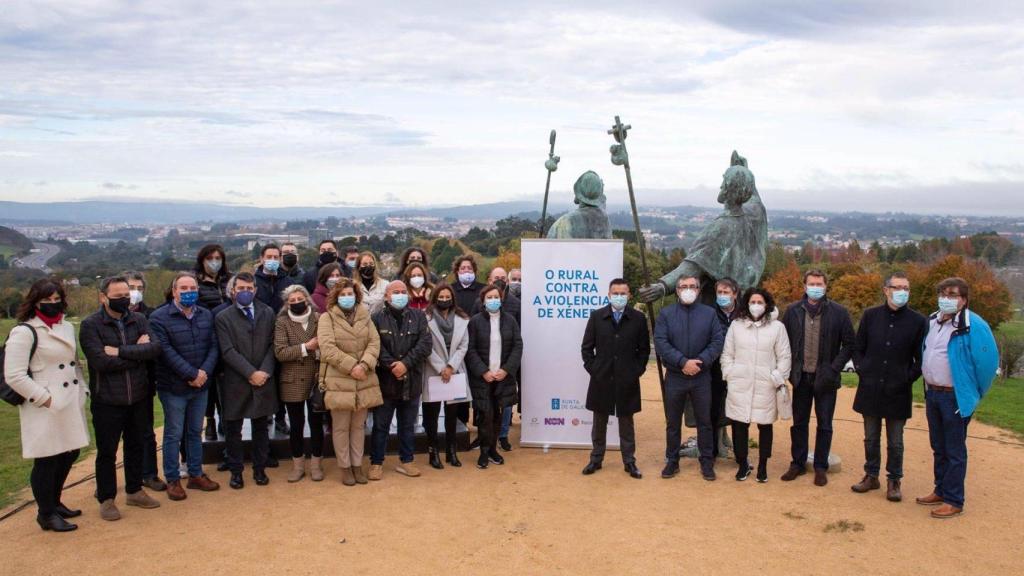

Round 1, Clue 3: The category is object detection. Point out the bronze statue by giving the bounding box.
[547,170,613,239]
[639,151,767,303]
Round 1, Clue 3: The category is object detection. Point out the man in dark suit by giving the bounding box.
[580,278,650,479]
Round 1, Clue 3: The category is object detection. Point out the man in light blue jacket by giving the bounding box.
[917,277,999,519]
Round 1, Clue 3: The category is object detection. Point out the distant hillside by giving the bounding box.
[0,226,33,254]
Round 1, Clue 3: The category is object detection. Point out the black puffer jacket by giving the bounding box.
[197,275,228,310]
[79,308,163,405]
[372,306,432,401]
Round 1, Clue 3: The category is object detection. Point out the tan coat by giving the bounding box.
[722,315,792,425]
[317,303,383,411]
[274,309,320,403]
[3,318,90,458]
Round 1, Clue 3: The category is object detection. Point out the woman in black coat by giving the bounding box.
[193,243,230,439]
[465,284,522,469]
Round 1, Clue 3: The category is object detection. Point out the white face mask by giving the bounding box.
[749,303,766,319]
[129,289,144,306]
[409,276,425,289]
[678,288,698,305]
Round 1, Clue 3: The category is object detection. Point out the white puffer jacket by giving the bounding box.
[722,312,792,425]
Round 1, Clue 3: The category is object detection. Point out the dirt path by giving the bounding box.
[2,375,1022,575]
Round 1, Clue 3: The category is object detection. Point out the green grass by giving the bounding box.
[0,244,19,259]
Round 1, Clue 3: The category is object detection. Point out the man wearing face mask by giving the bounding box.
[654,275,725,481]
[280,242,305,282]
[916,277,998,519]
[343,245,360,274]
[215,273,278,489]
[508,268,522,299]
[850,272,927,502]
[368,281,432,480]
[254,244,296,315]
[302,239,350,294]
[709,277,740,459]
[780,269,855,487]
[580,279,650,478]
[80,275,165,520]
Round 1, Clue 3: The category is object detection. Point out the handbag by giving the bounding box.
[776,380,793,421]
[309,354,327,413]
[0,323,38,406]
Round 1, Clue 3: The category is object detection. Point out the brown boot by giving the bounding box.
[931,503,963,519]
[780,464,806,482]
[340,466,356,486]
[886,479,902,502]
[352,463,368,481]
[851,474,880,493]
[310,457,324,482]
[186,474,220,491]
[287,457,305,483]
[813,469,828,487]
[166,480,187,501]
[916,492,943,506]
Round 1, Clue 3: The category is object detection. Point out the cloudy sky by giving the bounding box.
[1,1,1022,215]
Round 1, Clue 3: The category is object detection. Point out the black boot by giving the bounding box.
[204,417,217,441]
[446,444,462,467]
[428,447,444,470]
[37,513,77,532]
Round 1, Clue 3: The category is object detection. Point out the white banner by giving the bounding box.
[520,238,624,449]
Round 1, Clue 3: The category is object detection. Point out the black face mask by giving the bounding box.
[289,301,308,315]
[493,279,507,291]
[359,266,375,279]
[108,297,131,315]
[435,299,453,310]
[38,302,64,317]
[283,253,298,268]
[318,252,337,266]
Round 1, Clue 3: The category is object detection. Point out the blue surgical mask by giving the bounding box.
[938,296,959,315]
[458,272,476,285]
[609,294,628,311]
[338,295,356,310]
[235,290,255,307]
[805,285,826,300]
[263,259,280,273]
[716,294,733,308]
[390,293,409,310]
[346,259,357,269]
[485,298,502,313]
[179,290,199,307]
[891,289,909,307]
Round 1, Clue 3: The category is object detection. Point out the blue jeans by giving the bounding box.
[158,388,208,482]
[500,406,513,439]
[925,388,971,508]
[664,376,713,470]
[370,397,420,464]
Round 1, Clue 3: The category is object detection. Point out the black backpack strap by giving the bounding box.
[16,323,38,373]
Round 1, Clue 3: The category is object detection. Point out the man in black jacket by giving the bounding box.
[302,239,352,293]
[369,281,432,481]
[581,279,650,479]
[780,269,856,487]
[280,242,305,282]
[80,275,164,520]
[850,272,927,501]
[124,270,167,492]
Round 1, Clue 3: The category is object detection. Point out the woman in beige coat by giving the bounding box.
[722,287,791,483]
[274,284,324,482]
[317,278,383,486]
[3,279,89,532]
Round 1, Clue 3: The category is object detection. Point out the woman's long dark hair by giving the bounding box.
[193,244,229,282]
[426,283,467,320]
[738,287,775,322]
[16,279,67,321]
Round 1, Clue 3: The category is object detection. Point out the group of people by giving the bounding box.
[2,238,998,533]
[578,269,997,522]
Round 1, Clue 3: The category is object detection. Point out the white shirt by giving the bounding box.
[922,315,956,388]
[488,312,502,372]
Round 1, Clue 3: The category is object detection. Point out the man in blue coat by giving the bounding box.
[916,277,999,519]
[654,274,725,481]
[149,272,221,500]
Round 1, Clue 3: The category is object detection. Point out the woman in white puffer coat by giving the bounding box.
[722,287,791,483]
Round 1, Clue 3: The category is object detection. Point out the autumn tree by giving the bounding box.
[907,255,1012,329]
[762,260,804,311]
[828,271,883,323]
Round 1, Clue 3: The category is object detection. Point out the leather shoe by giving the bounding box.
[499,437,513,451]
[55,503,82,518]
[624,463,642,479]
[166,480,187,501]
[931,503,963,519]
[814,469,828,487]
[428,448,444,470]
[445,446,462,468]
[37,513,77,532]
[916,492,944,506]
[253,469,270,485]
[661,461,679,479]
[582,461,602,475]
[702,467,717,482]
[780,464,806,481]
[887,479,902,502]
[229,472,244,489]
[851,474,880,493]
[187,474,220,491]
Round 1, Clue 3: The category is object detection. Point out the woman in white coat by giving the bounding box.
[421,284,471,469]
[722,287,792,483]
[3,280,90,532]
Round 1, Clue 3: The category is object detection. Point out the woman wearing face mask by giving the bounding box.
[721,288,791,483]
[312,263,343,314]
[421,284,471,469]
[356,251,388,315]
[193,244,230,310]
[274,285,324,482]
[395,246,440,284]
[403,262,433,310]
[4,279,90,532]
[465,285,523,469]
[317,278,383,486]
